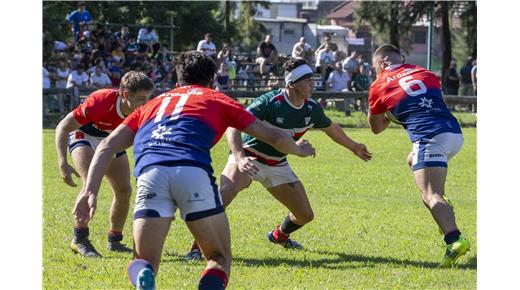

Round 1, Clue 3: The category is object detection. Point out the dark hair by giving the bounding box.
[205,33,212,38]
[282,58,310,73]
[120,71,154,93]
[373,44,401,58]
[175,51,217,86]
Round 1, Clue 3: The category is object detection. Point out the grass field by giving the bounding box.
[42,127,476,289]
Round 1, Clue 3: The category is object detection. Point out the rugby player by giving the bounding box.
[367,44,471,268]
[55,71,154,257]
[186,58,372,261]
[72,51,316,290]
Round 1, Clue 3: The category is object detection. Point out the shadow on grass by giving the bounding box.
[232,249,476,270]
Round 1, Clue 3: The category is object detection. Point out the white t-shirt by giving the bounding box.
[316,50,335,68]
[327,69,350,92]
[197,40,216,56]
[56,67,70,88]
[90,72,112,88]
[291,42,311,58]
[66,70,89,88]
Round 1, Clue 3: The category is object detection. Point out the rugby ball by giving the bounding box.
[385,111,401,124]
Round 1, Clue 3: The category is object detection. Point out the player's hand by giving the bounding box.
[72,190,97,224]
[237,156,259,177]
[296,139,316,158]
[60,163,80,187]
[352,143,372,161]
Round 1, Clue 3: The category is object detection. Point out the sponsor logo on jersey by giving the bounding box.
[151,124,173,140]
[428,153,444,158]
[188,192,205,202]
[276,117,284,124]
[419,97,433,109]
[305,117,311,125]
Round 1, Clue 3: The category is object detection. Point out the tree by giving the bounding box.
[458,1,477,59]
[237,1,270,50]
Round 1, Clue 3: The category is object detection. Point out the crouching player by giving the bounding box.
[367,44,471,268]
[73,51,316,289]
[55,71,154,257]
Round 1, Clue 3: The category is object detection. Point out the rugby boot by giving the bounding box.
[107,240,133,253]
[71,237,102,258]
[136,267,156,290]
[185,242,203,262]
[267,229,304,250]
[439,235,471,268]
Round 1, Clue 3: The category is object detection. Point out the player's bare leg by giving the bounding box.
[70,146,101,257]
[266,181,313,249]
[413,167,457,234]
[186,212,231,289]
[104,154,133,252]
[127,217,172,289]
[186,162,251,261]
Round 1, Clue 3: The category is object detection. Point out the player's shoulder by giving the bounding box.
[87,88,118,103]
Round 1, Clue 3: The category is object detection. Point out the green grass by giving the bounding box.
[43,128,476,289]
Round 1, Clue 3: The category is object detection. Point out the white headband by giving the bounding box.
[284,64,313,85]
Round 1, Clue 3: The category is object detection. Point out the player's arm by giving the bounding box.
[55,112,83,187]
[73,124,135,223]
[241,120,315,158]
[320,123,371,161]
[368,111,390,134]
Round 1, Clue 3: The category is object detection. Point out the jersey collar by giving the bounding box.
[384,64,404,71]
[116,93,125,119]
[282,89,305,110]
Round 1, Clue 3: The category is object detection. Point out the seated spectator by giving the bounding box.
[316,43,335,85]
[315,34,338,57]
[268,72,281,90]
[125,37,139,54]
[155,43,173,64]
[90,65,112,89]
[137,26,158,53]
[112,44,126,64]
[357,54,372,86]
[43,66,52,89]
[292,36,313,64]
[443,60,460,95]
[66,65,89,89]
[352,63,370,92]
[114,24,130,46]
[197,33,217,58]
[256,34,278,75]
[55,59,71,89]
[76,22,90,42]
[215,62,229,91]
[66,1,92,40]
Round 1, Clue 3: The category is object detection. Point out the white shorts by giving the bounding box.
[226,154,299,189]
[134,165,224,221]
[411,132,464,171]
[68,130,126,158]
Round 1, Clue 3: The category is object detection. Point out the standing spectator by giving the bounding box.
[459,57,474,96]
[43,66,52,89]
[443,60,460,95]
[315,34,338,56]
[256,34,278,75]
[326,61,350,115]
[215,62,230,91]
[292,36,313,64]
[137,26,158,53]
[352,64,370,92]
[197,33,217,58]
[114,24,130,46]
[357,54,372,86]
[316,43,335,85]
[217,43,232,65]
[66,1,93,40]
[55,59,71,89]
[90,66,112,89]
[471,59,477,96]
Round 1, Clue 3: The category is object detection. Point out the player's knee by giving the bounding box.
[114,184,132,201]
[219,184,239,207]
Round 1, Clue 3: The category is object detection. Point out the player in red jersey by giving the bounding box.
[72,51,315,290]
[55,71,154,257]
[368,44,470,268]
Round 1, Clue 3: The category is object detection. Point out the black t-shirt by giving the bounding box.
[258,42,276,58]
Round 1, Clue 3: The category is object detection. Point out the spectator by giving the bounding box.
[268,72,281,90]
[137,26,158,53]
[443,60,460,95]
[197,33,217,58]
[155,43,172,64]
[471,59,477,96]
[292,36,313,64]
[352,63,370,92]
[342,50,359,76]
[326,61,350,116]
[315,34,338,56]
[55,59,71,89]
[90,65,112,89]
[66,65,89,89]
[357,54,372,86]
[215,62,230,91]
[109,61,122,88]
[114,24,130,46]
[459,57,474,96]
[66,1,93,40]
[43,66,52,89]
[256,34,278,75]
[111,44,126,64]
[217,43,232,65]
[77,22,90,41]
[316,43,335,85]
